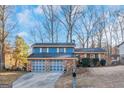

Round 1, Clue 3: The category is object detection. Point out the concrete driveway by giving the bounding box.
[13,72,62,88]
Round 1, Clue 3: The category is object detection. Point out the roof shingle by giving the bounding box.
[28,53,74,58]
[75,48,106,52]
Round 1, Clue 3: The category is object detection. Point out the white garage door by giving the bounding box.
[50,60,64,72]
[32,60,45,72]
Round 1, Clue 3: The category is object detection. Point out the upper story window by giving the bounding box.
[95,54,98,58]
[59,48,64,53]
[66,48,74,53]
[49,48,57,53]
[33,47,40,54]
[42,48,47,53]
[40,48,42,53]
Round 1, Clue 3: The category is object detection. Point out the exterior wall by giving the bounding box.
[75,53,106,59]
[32,47,74,54]
[33,47,40,54]
[118,44,124,55]
[31,47,75,71]
[120,54,124,64]
[49,48,57,53]
[28,59,76,72]
[66,48,74,53]
[4,51,16,69]
[65,60,75,71]
[75,52,110,65]
[118,44,124,64]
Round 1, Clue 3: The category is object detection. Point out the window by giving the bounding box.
[59,48,64,53]
[87,54,90,58]
[66,48,74,53]
[40,48,42,53]
[95,54,98,58]
[33,48,40,54]
[42,48,47,53]
[49,48,57,53]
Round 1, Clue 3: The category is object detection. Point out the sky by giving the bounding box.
[7,5,124,47]
[6,6,39,46]
[8,5,70,46]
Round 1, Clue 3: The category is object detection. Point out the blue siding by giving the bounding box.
[49,48,57,53]
[32,47,74,54]
[59,48,64,53]
[33,48,40,54]
[66,48,74,53]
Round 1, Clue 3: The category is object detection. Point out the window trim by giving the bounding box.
[40,48,42,53]
[42,48,47,53]
[59,48,64,53]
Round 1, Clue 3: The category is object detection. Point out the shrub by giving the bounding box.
[80,58,90,67]
[92,58,99,66]
[100,59,106,66]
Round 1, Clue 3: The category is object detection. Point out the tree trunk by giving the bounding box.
[0,42,5,70]
[0,43,3,70]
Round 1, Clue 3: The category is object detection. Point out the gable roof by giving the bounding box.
[32,43,75,47]
[75,48,106,53]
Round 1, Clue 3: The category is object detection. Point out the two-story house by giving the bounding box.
[28,43,77,72]
[117,42,124,64]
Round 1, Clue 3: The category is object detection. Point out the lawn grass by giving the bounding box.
[55,65,124,88]
[0,71,27,85]
[55,67,89,88]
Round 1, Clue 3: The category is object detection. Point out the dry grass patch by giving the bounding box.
[55,68,89,88]
[56,65,124,88]
[0,71,27,85]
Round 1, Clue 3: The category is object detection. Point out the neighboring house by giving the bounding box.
[0,43,15,69]
[74,48,107,63]
[110,47,120,65]
[4,43,15,69]
[28,43,77,72]
[117,42,124,64]
[0,53,1,69]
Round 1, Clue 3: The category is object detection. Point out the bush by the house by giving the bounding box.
[100,59,106,66]
[79,57,106,67]
[80,58,90,67]
[92,58,99,66]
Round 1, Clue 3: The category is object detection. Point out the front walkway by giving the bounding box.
[13,72,62,88]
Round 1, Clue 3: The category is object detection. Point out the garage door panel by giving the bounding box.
[32,60,45,72]
[50,60,64,72]
[32,60,64,72]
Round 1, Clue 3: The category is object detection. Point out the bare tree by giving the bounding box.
[74,23,85,48]
[77,6,102,48]
[42,5,60,43]
[0,5,16,70]
[114,10,124,43]
[56,5,81,43]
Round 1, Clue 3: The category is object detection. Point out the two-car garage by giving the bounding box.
[31,60,64,72]
[32,60,45,72]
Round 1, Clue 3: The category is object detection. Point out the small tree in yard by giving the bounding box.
[13,36,29,70]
